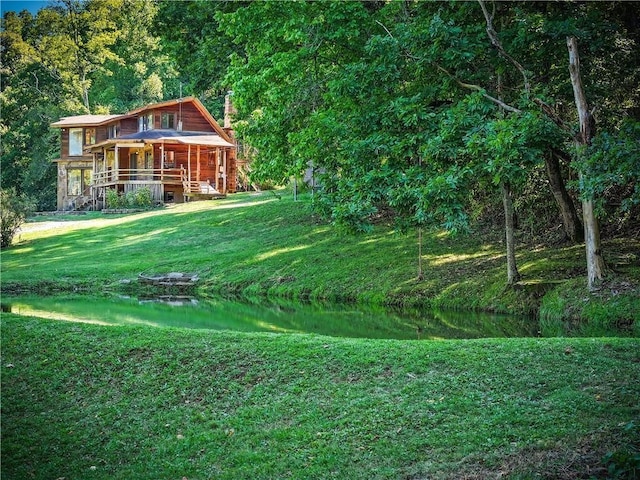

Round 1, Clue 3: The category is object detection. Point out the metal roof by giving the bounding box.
[89,130,234,150]
[157,135,235,147]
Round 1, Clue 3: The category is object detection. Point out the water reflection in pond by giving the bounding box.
[2,294,539,340]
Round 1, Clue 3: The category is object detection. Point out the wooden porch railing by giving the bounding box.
[181,166,223,196]
[180,167,200,194]
[93,168,182,186]
[91,167,223,199]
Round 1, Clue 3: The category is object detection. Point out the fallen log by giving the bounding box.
[138,272,199,287]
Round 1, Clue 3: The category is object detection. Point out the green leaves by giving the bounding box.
[573,120,640,211]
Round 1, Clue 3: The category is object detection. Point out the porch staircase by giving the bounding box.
[72,199,91,211]
[182,169,225,199]
[69,186,93,211]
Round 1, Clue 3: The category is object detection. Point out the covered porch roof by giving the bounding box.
[88,129,235,151]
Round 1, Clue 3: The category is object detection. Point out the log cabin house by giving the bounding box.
[51,97,237,211]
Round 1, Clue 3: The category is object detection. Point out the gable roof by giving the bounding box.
[126,97,196,115]
[50,97,233,143]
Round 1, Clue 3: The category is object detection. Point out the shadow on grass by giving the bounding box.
[5,192,637,317]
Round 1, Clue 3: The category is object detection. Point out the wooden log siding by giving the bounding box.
[61,129,69,158]
[143,104,218,134]
[175,103,216,132]
[96,126,109,144]
[120,118,138,136]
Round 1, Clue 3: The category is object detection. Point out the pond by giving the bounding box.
[2,294,540,340]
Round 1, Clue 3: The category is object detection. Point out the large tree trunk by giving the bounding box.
[545,150,584,242]
[567,36,607,290]
[502,180,521,285]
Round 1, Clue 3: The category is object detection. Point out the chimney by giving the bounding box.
[224,91,236,129]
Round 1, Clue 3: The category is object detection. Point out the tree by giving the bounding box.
[567,36,607,290]
[155,0,246,116]
[0,189,35,248]
[94,0,179,111]
[216,1,377,186]
[1,10,62,210]
[1,0,179,210]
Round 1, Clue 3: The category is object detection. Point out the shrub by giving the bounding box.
[133,187,152,208]
[1,189,35,248]
[124,190,136,208]
[105,187,152,210]
[105,188,124,209]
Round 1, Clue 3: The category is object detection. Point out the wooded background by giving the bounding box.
[2,0,639,287]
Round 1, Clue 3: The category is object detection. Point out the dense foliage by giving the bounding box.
[0,0,179,210]
[0,188,35,248]
[2,0,639,287]
[197,1,639,233]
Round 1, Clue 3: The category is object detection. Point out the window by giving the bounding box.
[69,128,83,156]
[141,151,154,180]
[138,112,154,132]
[145,151,153,169]
[108,124,120,139]
[163,151,175,168]
[161,112,176,129]
[67,169,92,196]
[85,128,96,146]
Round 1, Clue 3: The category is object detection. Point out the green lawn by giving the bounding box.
[2,315,638,479]
[3,191,639,327]
[2,191,639,479]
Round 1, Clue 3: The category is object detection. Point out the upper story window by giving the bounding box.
[69,128,83,156]
[108,124,120,139]
[138,112,154,132]
[85,128,96,146]
[161,112,176,129]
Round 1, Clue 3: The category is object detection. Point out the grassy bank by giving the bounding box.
[2,315,639,479]
[2,193,639,478]
[2,191,639,326]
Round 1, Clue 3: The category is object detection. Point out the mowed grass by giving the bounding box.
[4,193,452,304]
[4,191,639,317]
[2,315,639,479]
[2,191,639,478]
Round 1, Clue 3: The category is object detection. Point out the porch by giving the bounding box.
[85,137,234,209]
[89,166,225,209]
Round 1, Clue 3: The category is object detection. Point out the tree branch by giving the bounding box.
[478,0,531,94]
[376,20,522,114]
[377,16,578,128]
[532,97,572,133]
[435,64,522,113]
